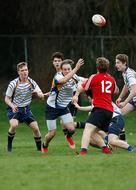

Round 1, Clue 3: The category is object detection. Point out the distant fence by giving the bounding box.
[0,35,136,92]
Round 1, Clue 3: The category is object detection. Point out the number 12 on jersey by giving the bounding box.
[101,80,112,93]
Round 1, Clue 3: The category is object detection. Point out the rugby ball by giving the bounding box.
[92,14,106,27]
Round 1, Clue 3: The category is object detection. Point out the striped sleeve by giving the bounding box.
[28,77,37,89]
[5,79,18,97]
[28,77,42,92]
[54,73,63,85]
[126,69,136,86]
[73,74,85,83]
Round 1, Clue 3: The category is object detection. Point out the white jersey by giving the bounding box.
[47,72,77,108]
[6,77,41,107]
[72,74,85,92]
[112,102,122,118]
[122,67,136,101]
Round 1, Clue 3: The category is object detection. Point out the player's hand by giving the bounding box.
[43,92,50,97]
[75,59,84,70]
[72,95,78,104]
[116,97,122,106]
[117,101,126,109]
[32,90,38,97]
[32,90,44,100]
[12,104,18,113]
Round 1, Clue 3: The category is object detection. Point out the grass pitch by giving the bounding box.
[0,100,136,190]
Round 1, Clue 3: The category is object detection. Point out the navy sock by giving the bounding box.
[127,145,134,151]
[34,137,41,151]
[67,130,75,137]
[63,129,68,136]
[119,131,126,141]
[7,132,15,151]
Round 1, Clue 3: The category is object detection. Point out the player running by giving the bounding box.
[42,58,84,153]
[72,57,118,155]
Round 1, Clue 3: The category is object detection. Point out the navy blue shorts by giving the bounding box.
[108,115,124,136]
[6,106,35,125]
[86,107,113,132]
[129,99,136,109]
[45,104,70,120]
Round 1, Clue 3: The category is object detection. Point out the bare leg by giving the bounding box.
[81,123,97,150]
[108,134,130,150]
[90,131,107,148]
[121,103,134,115]
[43,129,56,147]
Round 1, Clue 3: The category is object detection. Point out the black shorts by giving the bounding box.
[86,107,113,132]
[67,94,82,117]
[67,102,77,117]
[45,104,70,120]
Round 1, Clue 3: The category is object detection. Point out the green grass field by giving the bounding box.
[0,100,136,190]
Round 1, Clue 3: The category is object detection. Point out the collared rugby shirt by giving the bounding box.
[122,67,136,102]
[6,77,41,107]
[47,72,79,108]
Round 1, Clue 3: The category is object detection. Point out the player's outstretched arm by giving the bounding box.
[74,102,92,112]
[58,59,84,84]
[118,84,136,108]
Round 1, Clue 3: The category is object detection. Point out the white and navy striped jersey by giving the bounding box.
[47,72,76,108]
[122,67,136,101]
[123,67,136,91]
[72,74,85,92]
[6,77,41,107]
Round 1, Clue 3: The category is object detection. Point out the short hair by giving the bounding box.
[17,62,28,71]
[96,57,110,73]
[51,52,64,61]
[61,59,74,69]
[115,54,128,65]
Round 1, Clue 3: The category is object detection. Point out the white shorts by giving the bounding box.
[46,113,73,131]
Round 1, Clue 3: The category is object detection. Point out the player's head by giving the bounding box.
[17,62,28,71]
[96,57,110,73]
[17,62,28,79]
[61,59,74,76]
[51,52,64,61]
[51,52,64,72]
[115,54,128,72]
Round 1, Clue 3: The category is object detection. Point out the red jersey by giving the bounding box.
[82,73,115,112]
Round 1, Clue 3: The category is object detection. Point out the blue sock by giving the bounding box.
[127,145,134,151]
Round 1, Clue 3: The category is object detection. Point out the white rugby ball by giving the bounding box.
[92,14,106,27]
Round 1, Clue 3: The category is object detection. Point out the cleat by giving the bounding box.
[80,148,87,155]
[65,136,75,149]
[80,150,87,155]
[102,146,112,154]
[41,147,48,153]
